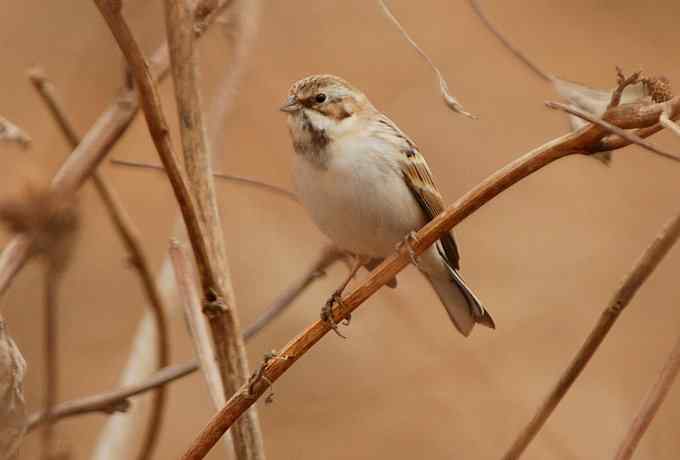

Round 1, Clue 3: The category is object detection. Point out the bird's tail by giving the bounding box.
[425,261,495,337]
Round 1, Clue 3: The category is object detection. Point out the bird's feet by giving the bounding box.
[321,290,350,338]
[397,231,421,268]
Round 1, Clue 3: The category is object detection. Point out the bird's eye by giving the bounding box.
[315,93,327,103]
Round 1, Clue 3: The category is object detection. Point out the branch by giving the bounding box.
[0,0,227,300]
[614,331,680,459]
[41,267,60,460]
[179,71,680,458]
[546,101,680,163]
[163,0,265,457]
[110,159,298,203]
[502,210,680,460]
[26,246,344,429]
[467,0,551,82]
[170,241,226,409]
[378,0,475,119]
[27,69,171,460]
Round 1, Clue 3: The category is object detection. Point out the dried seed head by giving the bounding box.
[642,76,673,103]
[0,185,80,271]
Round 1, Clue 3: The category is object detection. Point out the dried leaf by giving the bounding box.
[551,77,650,165]
[0,116,31,149]
[0,316,27,460]
[379,0,475,119]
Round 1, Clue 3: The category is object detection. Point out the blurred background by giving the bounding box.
[2,0,680,458]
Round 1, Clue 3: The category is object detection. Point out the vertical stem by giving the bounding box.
[163,0,265,458]
[41,267,59,460]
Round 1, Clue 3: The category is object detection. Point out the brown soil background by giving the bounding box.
[3,1,680,459]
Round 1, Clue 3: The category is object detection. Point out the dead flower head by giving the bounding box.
[0,185,80,271]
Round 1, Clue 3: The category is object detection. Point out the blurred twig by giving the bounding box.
[614,331,680,460]
[26,245,344,428]
[27,69,171,460]
[378,0,475,119]
[111,159,298,202]
[41,266,60,460]
[467,0,551,82]
[0,116,31,148]
[170,241,226,409]
[179,70,680,460]
[659,107,680,138]
[163,0,265,457]
[502,210,680,460]
[90,1,258,458]
[0,0,228,302]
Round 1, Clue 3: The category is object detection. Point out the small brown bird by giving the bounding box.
[281,74,494,336]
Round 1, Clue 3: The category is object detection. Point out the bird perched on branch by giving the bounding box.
[281,74,494,337]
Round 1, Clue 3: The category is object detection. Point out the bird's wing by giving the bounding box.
[374,114,461,269]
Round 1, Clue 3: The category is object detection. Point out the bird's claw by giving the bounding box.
[397,231,421,268]
[321,291,349,338]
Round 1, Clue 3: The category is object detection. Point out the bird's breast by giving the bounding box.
[293,135,425,257]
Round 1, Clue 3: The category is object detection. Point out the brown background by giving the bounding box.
[3,1,680,459]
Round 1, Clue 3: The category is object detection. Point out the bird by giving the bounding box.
[280,74,494,337]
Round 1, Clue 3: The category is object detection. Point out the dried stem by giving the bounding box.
[467,0,552,82]
[0,0,227,301]
[163,0,265,457]
[110,159,298,203]
[546,101,680,163]
[502,210,680,460]
[170,241,226,409]
[41,267,59,460]
[179,70,680,459]
[26,246,343,429]
[614,331,680,459]
[28,68,171,460]
[378,0,475,118]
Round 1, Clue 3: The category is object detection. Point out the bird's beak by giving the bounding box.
[279,96,300,113]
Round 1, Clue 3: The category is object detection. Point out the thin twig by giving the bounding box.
[41,266,59,460]
[179,71,679,459]
[163,0,265,457]
[110,159,298,203]
[26,246,344,429]
[546,101,680,163]
[0,0,227,301]
[467,0,552,82]
[170,241,226,409]
[378,0,475,119]
[614,331,680,460]
[502,210,680,460]
[28,68,172,460]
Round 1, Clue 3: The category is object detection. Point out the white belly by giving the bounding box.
[293,139,426,258]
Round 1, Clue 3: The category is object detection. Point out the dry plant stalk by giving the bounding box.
[378,0,475,118]
[90,1,259,457]
[26,245,344,430]
[170,241,226,409]
[180,72,680,459]
[111,159,298,202]
[502,210,680,459]
[163,0,265,457]
[0,186,79,460]
[613,331,680,459]
[27,69,171,460]
[0,314,26,460]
